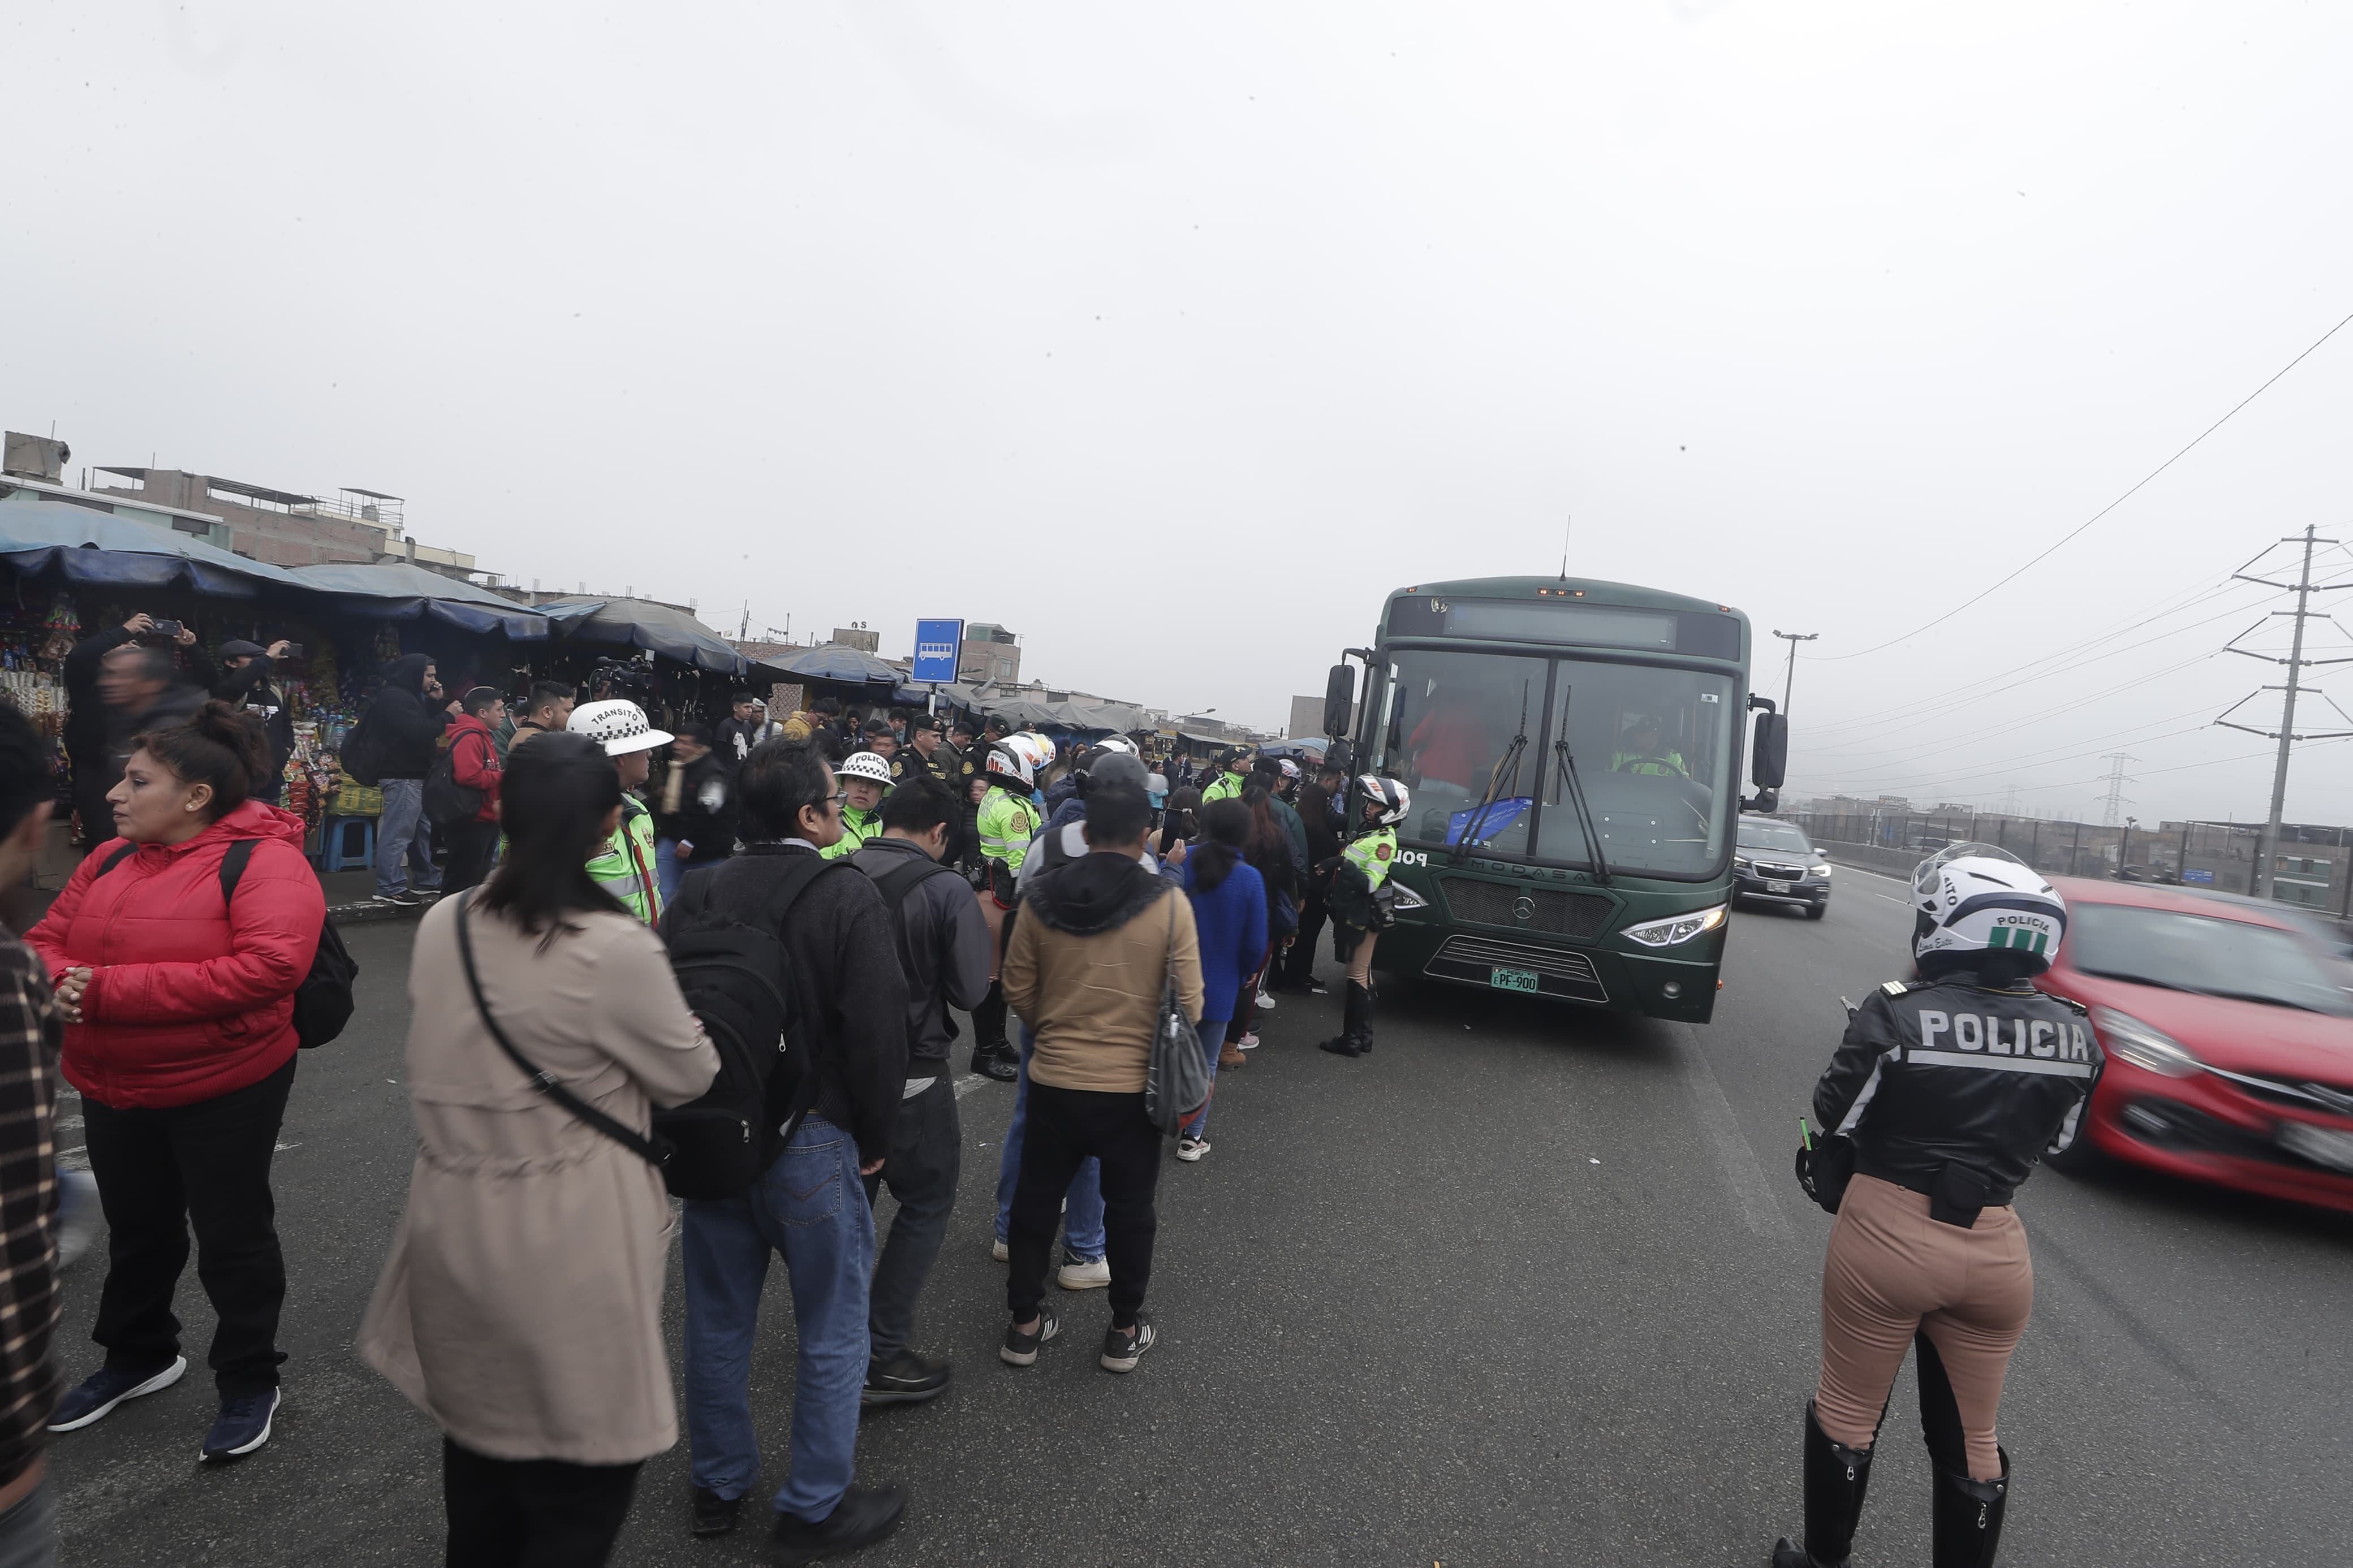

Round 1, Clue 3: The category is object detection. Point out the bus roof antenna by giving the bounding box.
[1559,513,1571,580]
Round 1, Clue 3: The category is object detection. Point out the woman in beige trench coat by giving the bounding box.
[359,732,717,1567]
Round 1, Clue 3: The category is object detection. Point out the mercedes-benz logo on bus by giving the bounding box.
[1513,896,1536,924]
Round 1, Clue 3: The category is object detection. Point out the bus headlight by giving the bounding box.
[1389,882,1429,913]
[1622,904,1728,948]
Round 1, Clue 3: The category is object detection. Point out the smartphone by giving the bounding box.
[149,619,183,638]
[278,643,306,660]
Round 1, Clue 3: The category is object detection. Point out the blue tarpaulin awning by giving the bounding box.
[534,599,748,675]
[286,560,550,639]
[768,643,904,686]
[0,490,302,598]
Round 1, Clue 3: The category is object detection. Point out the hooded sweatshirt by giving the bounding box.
[368,654,452,780]
[1002,851,1202,1095]
[27,800,325,1109]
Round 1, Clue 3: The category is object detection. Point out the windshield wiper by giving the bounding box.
[1450,681,1529,865]
[2193,988,2334,1013]
[1552,735,1612,885]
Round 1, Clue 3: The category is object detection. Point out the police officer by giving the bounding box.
[894,715,956,786]
[1316,775,1409,1059]
[1773,845,2100,1568]
[823,749,894,860]
[1199,746,1252,805]
[566,698,674,924]
[965,737,1044,1081]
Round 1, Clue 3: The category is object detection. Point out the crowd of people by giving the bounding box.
[0,615,2089,1568]
[0,615,1417,1565]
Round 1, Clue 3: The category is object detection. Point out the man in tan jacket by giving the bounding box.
[998,781,1201,1375]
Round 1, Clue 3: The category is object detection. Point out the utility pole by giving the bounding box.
[2214,524,2353,898]
[2098,754,2136,828]
[1772,630,1818,716]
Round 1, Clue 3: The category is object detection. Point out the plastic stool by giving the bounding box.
[321,816,376,874]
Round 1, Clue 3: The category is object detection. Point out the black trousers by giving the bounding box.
[1007,1082,1161,1324]
[442,1437,643,1568]
[1285,881,1329,983]
[441,819,501,893]
[83,1057,295,1395]
[861,1075,961,1358]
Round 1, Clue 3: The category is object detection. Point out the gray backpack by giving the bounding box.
[1142,893,1212,1136]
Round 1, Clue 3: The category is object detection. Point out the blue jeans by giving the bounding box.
[657,839,686,907]
[374,777,440,897]
[993,1030,1104,1260]
[682,1117,873,1523]
[1182,1019,1228,1139]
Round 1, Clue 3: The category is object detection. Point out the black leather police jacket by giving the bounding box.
[1813,969,2104,1210]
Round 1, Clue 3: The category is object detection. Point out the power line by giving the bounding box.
[1803,569,2259,736]
[1818,306,2353,662]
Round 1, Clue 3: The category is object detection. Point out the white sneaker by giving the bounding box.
[1256,988,1276,1009]
[990,1238,1009,1263]
[1057,1255,1111,1290]
[1236,1032,1260,1050]
[1175,1137,1210,1163]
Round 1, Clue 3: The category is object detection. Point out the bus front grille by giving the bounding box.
[1426,935,1609,1003]
[1440,878,1614,937]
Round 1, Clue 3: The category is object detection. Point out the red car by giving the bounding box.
[2035,876,2353,1213]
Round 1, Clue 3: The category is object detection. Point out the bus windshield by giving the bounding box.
[1370,648,1738,876]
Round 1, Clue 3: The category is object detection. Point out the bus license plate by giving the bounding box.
[1766,879,1793,893]
[1490,966,1540,994]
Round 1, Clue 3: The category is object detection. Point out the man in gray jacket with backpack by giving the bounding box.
[851,775,992,1408]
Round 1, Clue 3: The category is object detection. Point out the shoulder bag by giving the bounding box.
[1143,892,1211,1137]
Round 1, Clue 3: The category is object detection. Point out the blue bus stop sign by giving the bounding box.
[912,619,963,684]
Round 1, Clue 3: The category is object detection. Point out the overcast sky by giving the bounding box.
[6,2,2352,823]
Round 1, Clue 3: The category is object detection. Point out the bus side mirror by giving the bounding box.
[1751,711,1788,790]
[1323,664,1356,738]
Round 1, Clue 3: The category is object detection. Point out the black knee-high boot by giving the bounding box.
[968,982,1018,1081]
[1773,1401,1874,1567]
[1930,1450,2007,1568]
[1317,981,1374,1057]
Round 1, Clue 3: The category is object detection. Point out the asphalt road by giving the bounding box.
[43,872,2353,1566]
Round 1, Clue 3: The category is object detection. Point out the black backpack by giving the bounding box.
[96,838,358,1049]
[423,732,487,827]
[868,852,968,1040]
[654,854,839,1200]
[337,709,386,788]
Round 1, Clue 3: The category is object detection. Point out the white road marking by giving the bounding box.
[954,1073,989,1099]
[1875,893,1908,904]
[1673,1037,1791,1239]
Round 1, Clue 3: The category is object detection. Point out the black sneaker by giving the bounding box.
[199,1386,279,1462]
[999,1306,1059,1367]
[1317,1035,1364,1058]
[1100,1313,1156,1373]
[862,1349,951,1406]
[691,1486,742,1537]
[770,1484,907,1565]
[49,1356,187,1432]
[1305,975,1330,995]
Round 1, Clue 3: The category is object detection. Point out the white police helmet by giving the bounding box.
[567,699,673,756]
[837,750,895,787]
[1910,844,2066,974]
[1357,774,1411,827]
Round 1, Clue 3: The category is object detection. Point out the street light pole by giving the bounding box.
[1772,630,1818,716]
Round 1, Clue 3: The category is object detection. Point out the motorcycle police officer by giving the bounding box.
[1774,844,2101,1568]
[1316,774,1409,1059]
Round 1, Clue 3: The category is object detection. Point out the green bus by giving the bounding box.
[1321,574,1787,1025]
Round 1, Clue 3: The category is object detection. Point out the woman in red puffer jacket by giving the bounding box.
[28,702,324,1463]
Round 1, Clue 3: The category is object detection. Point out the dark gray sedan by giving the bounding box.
[1733,816,1831,919]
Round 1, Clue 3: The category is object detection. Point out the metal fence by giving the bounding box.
[1782,809,2353,917]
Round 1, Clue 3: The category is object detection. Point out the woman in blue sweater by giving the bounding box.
[1177,801,1267,1162]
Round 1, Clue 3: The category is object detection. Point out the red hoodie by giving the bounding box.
[443,712,502,824]
[27,800,325,1109]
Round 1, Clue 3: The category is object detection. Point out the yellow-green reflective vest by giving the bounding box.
[588,796,663,925]
[1343,826,1398,891]
[822,805,883,861]
[977,788,1039,869]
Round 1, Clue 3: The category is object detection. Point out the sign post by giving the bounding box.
[913,617,963,718]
